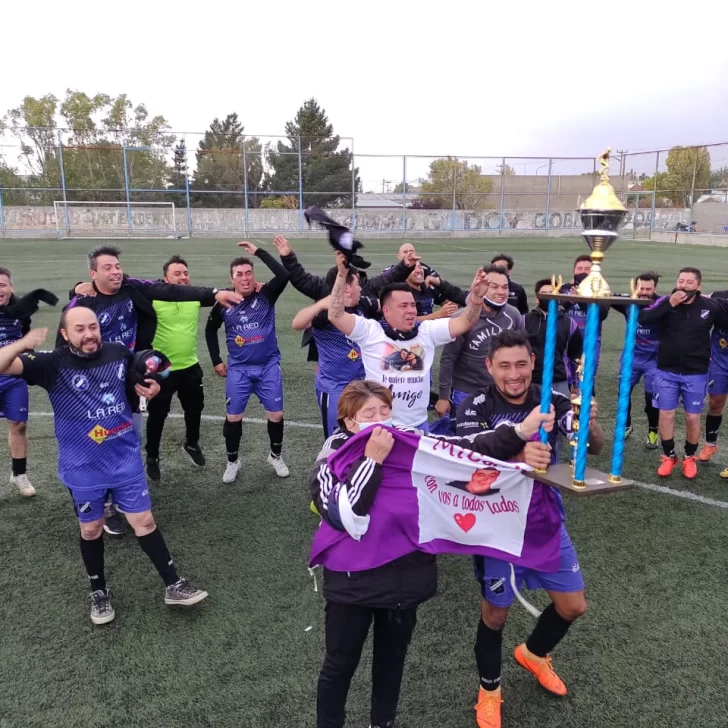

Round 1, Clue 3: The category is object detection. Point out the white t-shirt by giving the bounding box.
[349,317,454,427]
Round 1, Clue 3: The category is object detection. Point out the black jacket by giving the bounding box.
[638,293,728,374]
[309,423,529,609]
[524,306,582,384]
[508,279,529,315]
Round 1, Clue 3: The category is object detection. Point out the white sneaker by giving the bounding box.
[267,453,289,478]
[10,473,36,497]
[222,460,240,484]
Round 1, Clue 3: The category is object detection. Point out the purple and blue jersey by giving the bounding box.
[0,312,26,390]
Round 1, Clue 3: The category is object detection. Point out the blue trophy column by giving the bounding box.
[610,302,639,481]
[538,298,559,449]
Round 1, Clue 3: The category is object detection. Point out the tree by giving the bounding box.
[417,157,493,210]
[169,138,188,191]
[190,113,263,208]
[709,165,728,189]
[260,195,298,209]
[643,146,711,206]
[266,98,358,208]
[496,164,516,176]
[393,181,416,193]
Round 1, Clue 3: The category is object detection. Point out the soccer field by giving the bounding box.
[1,236,728,728]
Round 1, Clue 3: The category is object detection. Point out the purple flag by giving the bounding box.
[310,428,563,574]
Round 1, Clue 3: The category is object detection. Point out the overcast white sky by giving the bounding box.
[2,0,727,188]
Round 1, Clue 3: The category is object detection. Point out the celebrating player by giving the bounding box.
[490,254,529,314]
[638,267,728,479]
[327,252,488,431]
[436,264,523,417]
[455,330,604,728]
[205,242,290,483]
[0,308,207,624]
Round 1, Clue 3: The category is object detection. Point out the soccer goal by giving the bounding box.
[54,201,178,239]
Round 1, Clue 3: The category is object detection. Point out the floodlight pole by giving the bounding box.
[57,130,70,239]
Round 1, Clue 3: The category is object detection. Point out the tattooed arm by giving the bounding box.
[327,252,357,336]
[447,267,488,338]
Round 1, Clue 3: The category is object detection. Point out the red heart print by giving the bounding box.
[454,513,476,533]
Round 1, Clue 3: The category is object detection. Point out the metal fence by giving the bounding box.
[1,128,726,238]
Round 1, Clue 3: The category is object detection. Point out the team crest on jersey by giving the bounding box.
[720,338,727,349]
[98,312,111,326]
[234,335,245,346]
[127,300,134,312]
[347,348,359,361]
[72,374,89,391]
[117,363,125,379]
[701,309,710,319]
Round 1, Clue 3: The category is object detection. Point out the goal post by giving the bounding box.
[53,201,178,239]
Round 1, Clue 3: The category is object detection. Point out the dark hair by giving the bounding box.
[534,278,553,295]
[573,254,592,269]
[0,266,12,281]
[325,265,357,292]
[483,264,509,277]
[379,282,414,309]
[636,270,660,285]
[88,245,121,271]
[163,254,188,276]
[491,253,514,271]
[230,256,254,276]
[488,329,533,359]
[679,266,702,282]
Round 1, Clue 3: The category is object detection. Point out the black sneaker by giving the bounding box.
[90,589,115,625]
[182,443,205,467]
[164,578,208,606]
[146,457,161,482]
[103,508,128,536]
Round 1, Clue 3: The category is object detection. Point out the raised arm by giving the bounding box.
[292,297,329,331]
[447,268,488,338]
[638,295,673,324]
[0,328,48,377]
[273,236,330,301]
[238,242,290,303]
[327,253,358,337]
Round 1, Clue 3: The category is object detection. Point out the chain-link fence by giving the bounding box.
[1,128,726,239]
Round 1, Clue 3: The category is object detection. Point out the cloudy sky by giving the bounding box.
[2,0,727,187]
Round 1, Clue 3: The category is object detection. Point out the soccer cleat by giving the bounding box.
[646,431,660,450]
[164,578,208,606]
[10,473,36,497]
[90,589,115,625]
[475,687,503,728]
[267,452,290,478]
[222,460,240,484]
[103,508,128,536]
[698,443,718,462]
[146,457,161,482]
[183,443,206,467]
[657,454,679,478]
[682,456,698,480]
[624,425,633,438]
[514,644,567,697]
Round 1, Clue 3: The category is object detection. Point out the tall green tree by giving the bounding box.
[266,98,357,208]
[643,146,711,206]
[417,157,493,210]
[191,113,263,208]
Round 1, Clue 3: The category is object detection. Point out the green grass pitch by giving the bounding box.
[1,236,728,728]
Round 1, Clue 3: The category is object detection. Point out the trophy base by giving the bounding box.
[526,464,634,495]
[539,293,652,307]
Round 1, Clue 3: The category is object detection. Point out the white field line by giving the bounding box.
[29,412,728,509]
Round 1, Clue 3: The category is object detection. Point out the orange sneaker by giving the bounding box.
[682,456,698,480]
[475,687,503,728]
[514,644,567,697]
[698,443,718,462]
[657,454,679,477]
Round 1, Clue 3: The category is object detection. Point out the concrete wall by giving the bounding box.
[0,204,690,238]
[692,203,728,234]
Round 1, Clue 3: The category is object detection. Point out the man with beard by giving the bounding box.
[68,245,241,533]
[0,308,207,624]
[436,265,523,418]
[328,252,488,431]
[611,272,661,448]
[454,330,604,728]
[205,242,290,483]
[638,267,728,479]
[490,254,529,315]
[382,242,439,281]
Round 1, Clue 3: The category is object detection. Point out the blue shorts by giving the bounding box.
[317,387,344,438]
[226,361,283,416]
[708,363,728,396]
[0,378,29,422]
[652,369,708,414]
[629,360,657,393]
[452,389,469,412]
[70,476,152,523]
[474,525,584,607]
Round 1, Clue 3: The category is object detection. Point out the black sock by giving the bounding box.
[685,441,698,457]
[525,603,574,658]
[706,414,722,444]
[626,397,632,429]
[475,619,503,691]
[136,528,179,586]
[268,419,284,456]
[11,457,27,476]
[184,410,202,449]
[645,392,659,431]
[662,438,676,457]
[223,419,242,463]
[79,535,106,593]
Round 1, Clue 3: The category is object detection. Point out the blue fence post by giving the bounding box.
[544,158,553,234]
[122,139,132,237]
[499,157,506,233]
[650,151,660,240]
[451,157,458,233]
[402,155,407,235]
[0,183,5,235]
[57,130,70,239]
[350,136,356,233]
[184,134,192,238]
[242,137,250,235]
[297,136,304,234]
